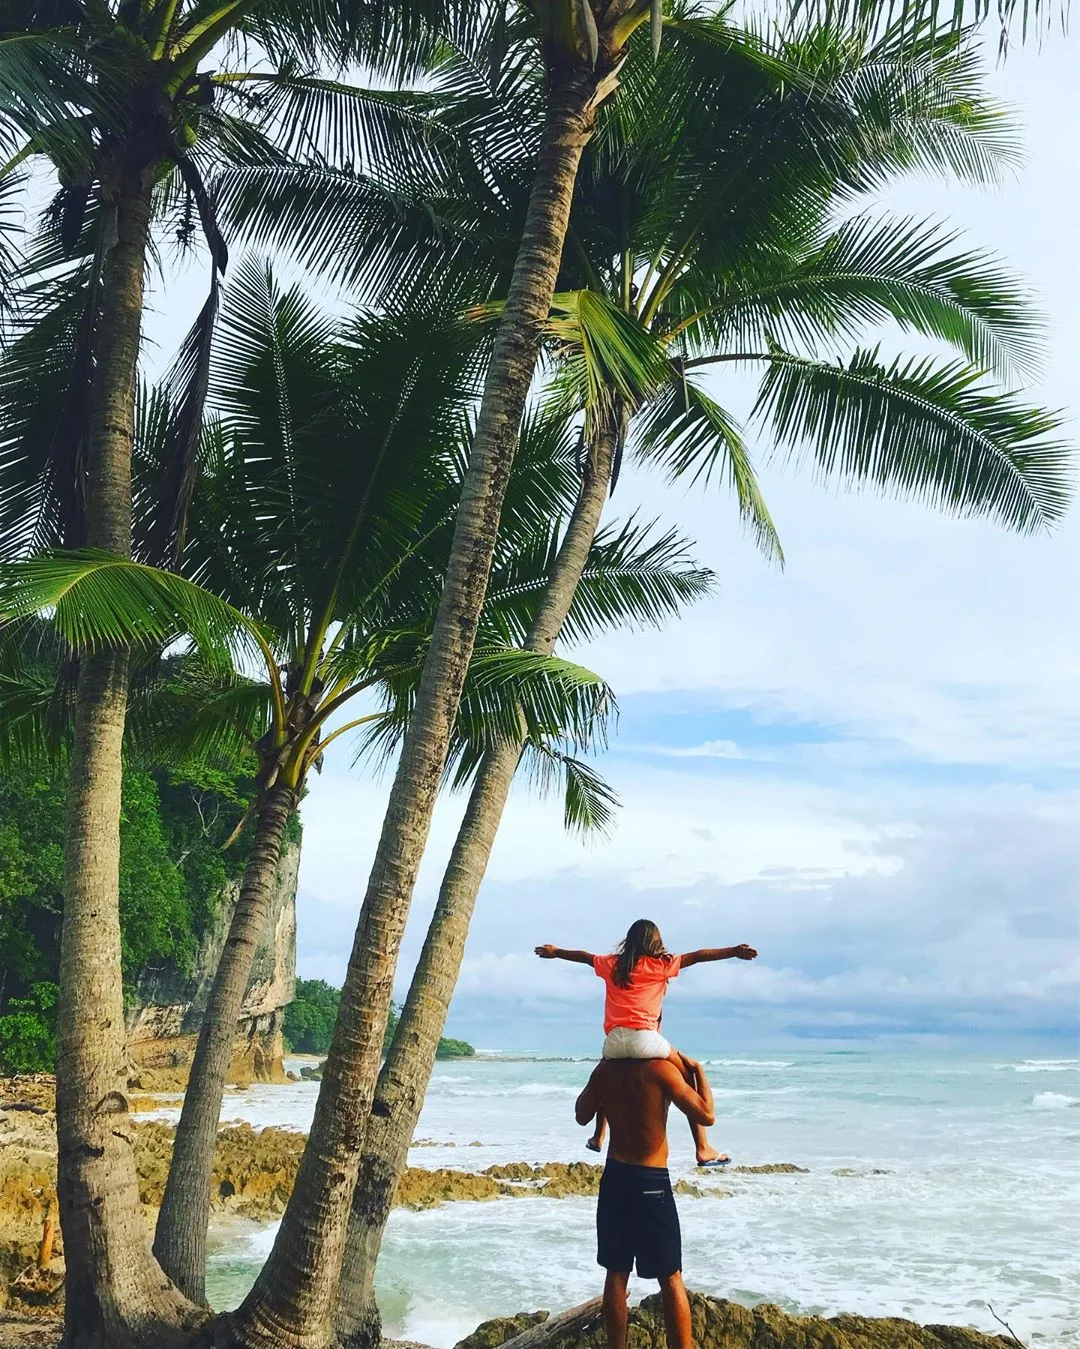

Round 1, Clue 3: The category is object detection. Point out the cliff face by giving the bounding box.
[124,843,299,1090]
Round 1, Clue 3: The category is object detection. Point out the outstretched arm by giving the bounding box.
[659,1058,715,1127]
[575,1064,602,1126]
[535,944,595,965]
[680,944,757,969]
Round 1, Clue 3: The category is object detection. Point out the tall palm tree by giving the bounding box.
[330,10,1072,1341]
[223,12,853,1343]
[0,4,467,1337]
[0,257,714,1312]
[148,259,712,1303]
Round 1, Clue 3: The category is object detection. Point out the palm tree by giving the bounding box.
[330,10,1072,1340]
[0,4,469,1335]
[224,12,852,1342]
[0,257,713,1310]
[149,258,706,1303]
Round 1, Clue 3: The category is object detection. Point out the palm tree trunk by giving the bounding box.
[153,783,299,1305]
[56,180,201,1347]
[334,410,622,1349]
[228,61,602,1349]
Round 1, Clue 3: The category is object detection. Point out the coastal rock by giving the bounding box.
[454,1294,1018,1349]
[456,1311,548,1349]
[394,1169,503,1210]
[674,1180,732,1199]
[732,1163,808,1175]
[134,1121,307,1221]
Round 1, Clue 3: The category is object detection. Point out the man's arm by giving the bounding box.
[575,1064,602,1126]
[658,1058,715,1127]
[680,944,757,969]
[535,944,595,965]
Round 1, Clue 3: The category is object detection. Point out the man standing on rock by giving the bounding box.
[574,1054,715,1349]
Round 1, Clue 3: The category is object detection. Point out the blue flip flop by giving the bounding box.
[697,1158,731,1168]
[586,1140,602,1153]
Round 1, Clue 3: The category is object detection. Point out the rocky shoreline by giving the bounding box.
[0,1076,618,1317]
[458,1295,1020,1349]
[0,1294,1021,1349]
[0,1076,1020,1349]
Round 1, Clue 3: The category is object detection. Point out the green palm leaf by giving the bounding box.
[676,213,1042,381]
[633,378,784,562]
[0,551,266,665]
[755,347,1072,532]
[522,742,621,837]
[484,515,717,646]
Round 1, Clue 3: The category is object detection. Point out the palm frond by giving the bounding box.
[0,262,98,555]
[485,515,718,646]
[213,163,487,301]
[127,659,269,774]
[674,213,1042,382]
[137,274,221,570]
[542,289,674,427]
[521,741,621,837]
[216,69,449,184]
[633,378,784,562]
[755,347,1072,532]
[0,551,266,665]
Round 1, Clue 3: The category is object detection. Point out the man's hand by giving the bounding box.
[732,944,758,960]
[535,944,557,959]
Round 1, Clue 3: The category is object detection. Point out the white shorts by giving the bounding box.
[602,1027,671,1060]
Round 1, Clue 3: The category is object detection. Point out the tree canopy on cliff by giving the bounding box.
[284,982,474,1059]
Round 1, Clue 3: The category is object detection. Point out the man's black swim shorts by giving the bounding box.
[596,1157,682,1279]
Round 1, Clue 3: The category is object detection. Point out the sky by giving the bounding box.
[141,27,1080,1055]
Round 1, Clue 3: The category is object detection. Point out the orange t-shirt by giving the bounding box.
[593,953,682,1034]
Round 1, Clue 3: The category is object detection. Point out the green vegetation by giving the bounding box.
[284,980,474,1060]
[0,767,258,1075]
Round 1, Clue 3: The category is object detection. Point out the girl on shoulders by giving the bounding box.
[536,918,757,1165]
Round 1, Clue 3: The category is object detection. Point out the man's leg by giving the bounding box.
[668,1049,727,1165]
[658,1270,693,1349]
[603,1269,631,1349]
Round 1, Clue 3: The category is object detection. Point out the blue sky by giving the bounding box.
[138,29,1080,1054]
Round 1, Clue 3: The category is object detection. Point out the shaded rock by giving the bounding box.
[134,1121,307,1221]
[733,1163,808,1175]
[127,1095,174,1114]
[299,1063,324,1082]
[393,1169,503,1210]
[674,1180,732,1200]
[455,1293,1018,1349]
[455,1311,548,1349]
[833,1168,891,1178]
[126,1026,289,1093]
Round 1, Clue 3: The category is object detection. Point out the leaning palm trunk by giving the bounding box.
[333,411,623,1349]
[229,62,603,1349]
[56,180,200,1347]
[154,782,299,1304]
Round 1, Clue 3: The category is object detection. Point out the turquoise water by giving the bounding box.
[174,1050,1079,1346]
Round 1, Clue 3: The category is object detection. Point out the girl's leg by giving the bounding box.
[587,1111,606,1152]
[667,1048,728,1166]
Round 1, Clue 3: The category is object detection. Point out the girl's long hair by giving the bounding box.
[613,918,670,988]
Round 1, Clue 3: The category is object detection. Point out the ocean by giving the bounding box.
[150,1049,1079,1347]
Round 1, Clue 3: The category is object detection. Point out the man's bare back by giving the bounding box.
[576,1056,715,1167]
[583,1060,681,1167]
